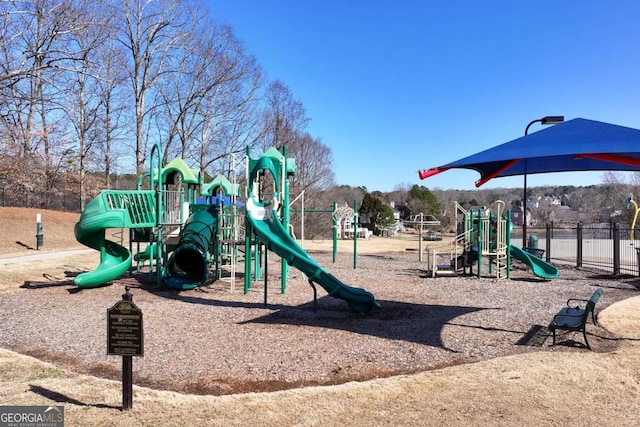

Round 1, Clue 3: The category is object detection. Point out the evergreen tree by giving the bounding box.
[408,185,441,218]
[359,192,396,235]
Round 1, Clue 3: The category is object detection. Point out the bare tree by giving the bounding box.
[194,24,263,175]
[112,0,193,174]
[0,0,84,86]
[288,132,335,193]
[260,80,309,152]
[600,171,635,224]
[95,37,130,190]
[55,1,115,209]
[157,20,263,176]
[0,0,89,207]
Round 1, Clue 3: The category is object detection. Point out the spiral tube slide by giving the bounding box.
[74,196,133,288]
[163,208,218,290]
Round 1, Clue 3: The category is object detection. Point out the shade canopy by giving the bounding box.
[418,118,640,187]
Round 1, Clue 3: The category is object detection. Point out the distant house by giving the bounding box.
[396,205,411,221]
[387,201,404,236]
[343,216,373,240]
[511,206,530,226]
[536,195,562,207]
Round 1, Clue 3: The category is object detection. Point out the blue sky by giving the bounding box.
[206,0,640,192]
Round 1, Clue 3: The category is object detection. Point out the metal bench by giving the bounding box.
[548,288,603,350]
[523,246,545,258]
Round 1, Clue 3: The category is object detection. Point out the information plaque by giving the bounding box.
[107,300,144,357]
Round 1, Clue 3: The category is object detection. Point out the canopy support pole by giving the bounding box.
[523,174,527,248]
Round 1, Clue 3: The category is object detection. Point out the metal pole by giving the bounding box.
[281,148,288,293]
[244,213,252,294]
[577,222,583,268]
[353,199,357,269]
[613,223,620,275]
[332,201,337,263]
[123,357,132,410]
[522,120,536,249]
[521,116,564,247]
[122,287,133,411]
[418,213,423,262]
[264,246,268,306]
[523,173,527,248]
[545,222,552,263]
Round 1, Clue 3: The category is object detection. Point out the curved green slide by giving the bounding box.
[245,152,379,313]
[163,207,217,290]
[75,190,157,288]
[246,199,379,313]
[509,245,559,279]
[74,196,132,288]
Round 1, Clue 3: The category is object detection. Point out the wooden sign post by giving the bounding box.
[107,286,143,410]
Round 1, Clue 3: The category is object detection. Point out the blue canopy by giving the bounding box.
[418,118,640,187]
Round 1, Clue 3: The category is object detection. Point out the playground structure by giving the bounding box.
[424,201,559,280]
[627,194,640,242]
[425,201,508,278]
[288,196,366,270]
[404,213,442,252]
[333,205,372,240]
[73,145,379,313]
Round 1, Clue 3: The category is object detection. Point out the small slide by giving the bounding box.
[163,207,217,290]
[509,245,559,280]
[246,197,380,313]
[74,195,133,288]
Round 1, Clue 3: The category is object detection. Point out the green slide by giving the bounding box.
[246,197,380,313]
[163,207,218,290]
[509,245,559,280]
[74,191,156,288]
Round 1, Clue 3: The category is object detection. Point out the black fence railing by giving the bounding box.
[510,223,640,276]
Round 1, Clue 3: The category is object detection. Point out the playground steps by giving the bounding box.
[217,218,245,291]
[434,261,458,277]
[425,233,469,277]
[434,268,457,277]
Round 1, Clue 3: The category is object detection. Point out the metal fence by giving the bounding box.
[511,223,640,276]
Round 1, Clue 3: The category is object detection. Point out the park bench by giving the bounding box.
[548,288,603,350]
[523,247,545,258]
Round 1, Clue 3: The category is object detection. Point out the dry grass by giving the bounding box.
[1,331,639,427]
[1,207,640,426]
[0,207,85,256]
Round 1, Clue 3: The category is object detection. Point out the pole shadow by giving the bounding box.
[29,385,121,410]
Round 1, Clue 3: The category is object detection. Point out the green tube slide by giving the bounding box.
[163,207,217,290]
[74,196,133,288]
